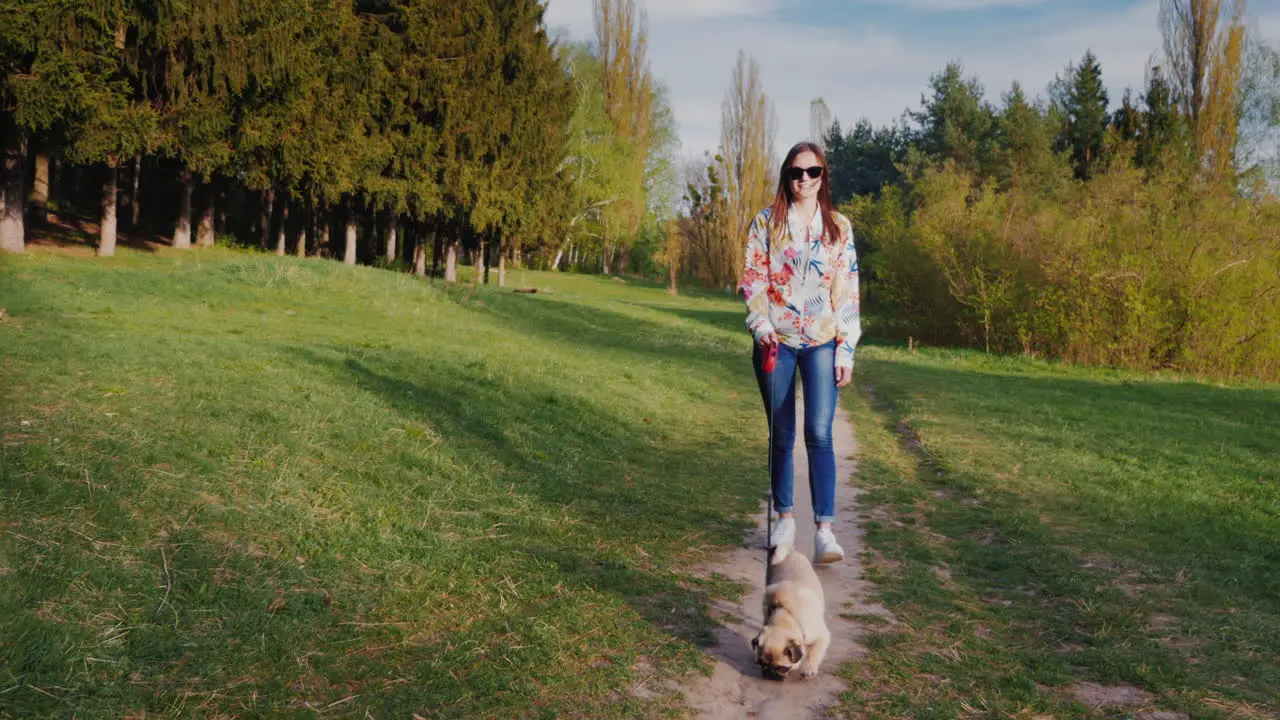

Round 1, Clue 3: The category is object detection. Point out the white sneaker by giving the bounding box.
[767,516,795,551]
[814,528,844,564]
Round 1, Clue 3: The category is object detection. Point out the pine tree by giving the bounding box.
[1112,88,1142,143]
[485,0,573,284]
[993,82,1067,193]
[1052,50,1110,180]
[911,62,998,179]
[825,118,908,203]
[1138,64,1187,169]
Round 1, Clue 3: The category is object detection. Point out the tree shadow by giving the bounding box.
[459,290,749,382]
[0,476,371,717]
[26,215,166,254]
[285,341,757,647]
[620,300,747,337]
[862,355,1280,607]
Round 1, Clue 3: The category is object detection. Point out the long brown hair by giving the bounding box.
[768,141,840,246]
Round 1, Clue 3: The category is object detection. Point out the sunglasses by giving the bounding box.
[786,165,823,182]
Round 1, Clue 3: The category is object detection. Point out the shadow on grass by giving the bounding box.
[620,301,747,337]
[26,216,167,255]
[866,356,1280,603]
[459,290,748,381]
[0,473,373,716]
[858,354,1280,704]
[0,261,770,717]
[290,343,745,643]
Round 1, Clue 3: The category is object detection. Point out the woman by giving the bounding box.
[740,141,860,563]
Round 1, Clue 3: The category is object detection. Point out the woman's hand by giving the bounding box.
[759,332,778,349]
[835,366,852,388]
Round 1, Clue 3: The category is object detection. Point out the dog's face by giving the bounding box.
[751,626,804,679]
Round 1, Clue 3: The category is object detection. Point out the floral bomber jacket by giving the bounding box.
[739,206,861,369]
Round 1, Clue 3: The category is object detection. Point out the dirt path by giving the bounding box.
[679,398,883,719]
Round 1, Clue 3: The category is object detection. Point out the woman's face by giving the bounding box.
[788,150,823,203]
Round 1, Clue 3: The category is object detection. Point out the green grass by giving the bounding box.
[0,249,763,718]
[835,346,1280,719]
[6,247,1279,719]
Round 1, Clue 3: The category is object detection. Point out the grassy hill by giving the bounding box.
[2,247,1277,719]
[0,249,765,718]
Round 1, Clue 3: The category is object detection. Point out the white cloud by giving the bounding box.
[543,0,782,42]
[642,0,781,21]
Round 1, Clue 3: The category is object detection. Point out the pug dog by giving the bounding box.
[751,542,831,680]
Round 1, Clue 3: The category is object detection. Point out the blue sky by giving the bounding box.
[543,0,1280,159]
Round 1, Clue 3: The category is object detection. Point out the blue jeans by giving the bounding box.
[752,340,838,523]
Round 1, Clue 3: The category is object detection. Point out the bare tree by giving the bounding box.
[718,51,777,287]
[810,98,833,148]
[0,119,24,253]
[1161,0,1248,178]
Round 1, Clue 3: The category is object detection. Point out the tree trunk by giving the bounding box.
[215,178,229,234]
[276,200,289,256]
[260,188,274,250]
[48,154,59,217]
[385,213,398,265]
[552,242,568,271]
[196,181,215,247]
[444,237,458,283]
[343,201,357,265]
[296,196,310,257]
[513,243,522,268]
[498,240,507,287]
[413,225,428,276]
[71,164,84,201]
[98,158,118,257]
[432,225,444,276]
[130,153,141,227]
[0,118,23,253]
[476,233,488,285]
[32,152,49,223]
[173,169,194,249]
[318,205,330,256]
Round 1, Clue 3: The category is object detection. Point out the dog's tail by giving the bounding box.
[769,541,792,565]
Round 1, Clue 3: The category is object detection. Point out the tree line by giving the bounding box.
[829,0,1280,380]
[0,0,678,283]
[3,0,1277,379]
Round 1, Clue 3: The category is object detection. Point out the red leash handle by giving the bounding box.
[762,342,778,373]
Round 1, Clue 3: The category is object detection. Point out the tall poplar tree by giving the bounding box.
[593,0,654,271]
[1160,0,1247,180]
[718,50,775,287]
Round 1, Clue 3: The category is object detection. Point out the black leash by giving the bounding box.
[764,340,778,581]
[763,219,777,581]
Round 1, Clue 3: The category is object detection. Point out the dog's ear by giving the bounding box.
[751,635,760,651]
[785,640,804,665]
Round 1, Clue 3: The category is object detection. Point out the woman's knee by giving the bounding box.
[804,425,833,450]
[772,426,797,449]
